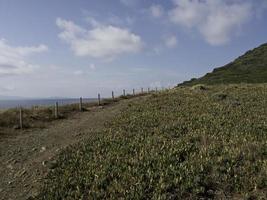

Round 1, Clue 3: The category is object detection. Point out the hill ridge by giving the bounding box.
[180,43,267,86]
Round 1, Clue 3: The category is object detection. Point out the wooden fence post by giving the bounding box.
[79,97,83,111]
[112,91,114,101]
[98,93,101,105]
[148,87,150,93]
[55,102,59,119]
[156,87,158,92]
[141,88,143,94]
[123,89,126,96]
[133,89,135,96]
[19,107,23,129]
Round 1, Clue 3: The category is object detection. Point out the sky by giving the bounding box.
[0,0,267,98]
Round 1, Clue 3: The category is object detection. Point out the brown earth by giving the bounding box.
[0,96,146,200]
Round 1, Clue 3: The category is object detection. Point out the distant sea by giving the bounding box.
[0,98,97,109]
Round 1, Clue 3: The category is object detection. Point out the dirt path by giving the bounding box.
[0,97,144,200]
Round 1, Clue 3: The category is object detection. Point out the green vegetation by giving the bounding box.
[180,43,267,86]
[38,84,267,199]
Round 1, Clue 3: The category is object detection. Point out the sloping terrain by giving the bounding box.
[0,96,148,200]
[38,84,267,199]
[180,43,267,86]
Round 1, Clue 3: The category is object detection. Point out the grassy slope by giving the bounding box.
[180,43,267,86]
[38,84,267,199]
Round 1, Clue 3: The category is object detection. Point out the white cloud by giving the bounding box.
[89,63,96,70]
[72,63,95,76]
[150,4,164,18]
[165,35,177,48]
[56,18,143,59]
[0,39,48,76]
[0,85,15,92]
[86,15,135,28]
[169,0,252,45]
[74,70,84,76]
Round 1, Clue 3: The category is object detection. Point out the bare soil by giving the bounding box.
[0,97,144,200]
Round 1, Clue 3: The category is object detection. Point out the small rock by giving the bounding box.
[8,181,13,185]
[7,164,13,170]
[55,148,61,153]
[42,160,48,166]
[40,146,46,153]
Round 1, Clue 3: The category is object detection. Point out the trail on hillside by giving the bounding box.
[0,97,144,200]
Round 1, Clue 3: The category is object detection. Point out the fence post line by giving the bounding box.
[123,89,126,96]
[112,91,114,101]
[19,107,23,129]
[98,93,101,106]
[79,97,83,112]
[55,102,59,119]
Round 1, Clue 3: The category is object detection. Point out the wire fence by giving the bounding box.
[14,87,171,129]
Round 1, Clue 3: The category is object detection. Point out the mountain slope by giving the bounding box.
[180,43,267,86]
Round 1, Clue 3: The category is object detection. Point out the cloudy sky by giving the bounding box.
[0,0,267,98]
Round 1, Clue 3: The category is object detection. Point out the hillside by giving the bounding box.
[0,94,148,200]
[38,84,267,199]
[180,43,267,86]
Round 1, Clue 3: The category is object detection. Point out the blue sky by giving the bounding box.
[0,0,266,98]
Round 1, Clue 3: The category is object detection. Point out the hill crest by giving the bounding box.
[180,43,267,86]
